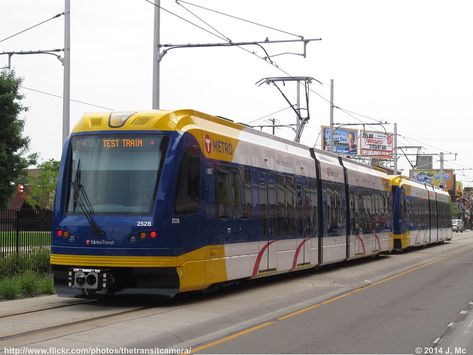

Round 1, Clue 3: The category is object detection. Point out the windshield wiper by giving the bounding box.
[72,159,105,236]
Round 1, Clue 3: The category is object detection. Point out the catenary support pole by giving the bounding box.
[152,0,161,109]
[329,79,334,152]
[62,0,70,144]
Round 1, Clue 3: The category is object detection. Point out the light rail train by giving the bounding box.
[51,109,452,297]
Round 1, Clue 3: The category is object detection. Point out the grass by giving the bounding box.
[0,230,51,248]
[0,248,51,277]
[0,273,54,300]
[19,271,39,297]
[0,249,55,301]
[0,277,21,300]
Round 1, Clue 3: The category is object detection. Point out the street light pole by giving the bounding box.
[329,79,334,152]
[62,0,70,144]
[152,0,161,109]
[393,123,398,174]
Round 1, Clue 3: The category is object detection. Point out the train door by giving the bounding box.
[427,186,438,243]
[213,164,236,245]
[299,177,316,266]
[174,145,203,250]
[254,172,276,275]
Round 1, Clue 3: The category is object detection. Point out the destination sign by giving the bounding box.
[102,138,144,149]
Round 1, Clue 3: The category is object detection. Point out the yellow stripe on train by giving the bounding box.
[51,245,228,292]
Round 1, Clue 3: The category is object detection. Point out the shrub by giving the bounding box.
[0,249,51,279]
[32,248,51,275]
[19,271,39,297]
[0,277,20,300]
[38,275,55,295]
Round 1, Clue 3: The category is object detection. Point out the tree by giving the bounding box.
[26,159,60,210]
[0,70,37,209]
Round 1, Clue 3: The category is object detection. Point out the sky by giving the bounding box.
[2,0,473,186]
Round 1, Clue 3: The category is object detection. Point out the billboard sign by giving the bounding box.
[360,131,393,159]
[410,169,455,191]
[321,126,358,155]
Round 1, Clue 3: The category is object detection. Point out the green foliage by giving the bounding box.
[0,273,54,300]
[0,70,37,208]
[451,202,459,218]
[32,248,52,274]
[0,253,29,277]
[0,277,20,300]
[18,271,39,297]
[0,249,51,278]
[38,275,54,294]
[26,159,60,210]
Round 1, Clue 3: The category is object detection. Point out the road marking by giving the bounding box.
[277,304,321,321]
[191,244,473,353]
[191,321,274,354]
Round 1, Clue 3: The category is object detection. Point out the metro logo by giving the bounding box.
[213,140,233,155]
[204,135,212,154]
[203,133,234,157]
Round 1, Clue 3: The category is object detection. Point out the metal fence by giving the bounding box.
[0,209,52,277]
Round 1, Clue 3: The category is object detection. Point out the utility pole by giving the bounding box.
[152,0,160,109]
[440,152,445,188]
[62,0,71,144]
[393,123,398,174]
[270,118,276,135]
[329,79,334,153]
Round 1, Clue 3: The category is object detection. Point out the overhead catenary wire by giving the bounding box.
[146,0,460,160]
[21,86,114,111]
[0,12,64,45]
[176,0,303,39]
[176,1,231,42]
[144,0,229,42]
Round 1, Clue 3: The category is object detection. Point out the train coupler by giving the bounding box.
[67,268,113,291]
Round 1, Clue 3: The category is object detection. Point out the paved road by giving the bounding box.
[196,235,473,354]
[7,233,473,354]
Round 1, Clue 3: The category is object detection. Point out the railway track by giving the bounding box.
[0,300,172,348]
[0,299,96,320]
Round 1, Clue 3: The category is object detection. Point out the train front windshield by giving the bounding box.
[67,135,165,214]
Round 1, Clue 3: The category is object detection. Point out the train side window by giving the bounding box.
[268,177,277,235]
[308,178,318,235]
[232,168,243,218]
[174,147,200,214]
[327,182,342,235]
[242,168,253,218]
[258,176,268,236]
[276,175,287,235]
[215,167,233,218]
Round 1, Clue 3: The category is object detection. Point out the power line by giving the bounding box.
[147,0,426,151]
[144,0,228,42]
[247,106,294,124]
[21,86,114,111]
[0,12,64,45]
[176,1,230,42]
[176,0,303,39]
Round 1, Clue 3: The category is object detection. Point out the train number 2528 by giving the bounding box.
[137,221,152,227]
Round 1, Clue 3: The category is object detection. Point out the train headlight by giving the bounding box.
[109,112,135,128]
